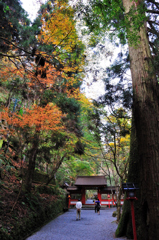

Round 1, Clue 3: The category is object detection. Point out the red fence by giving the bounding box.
[68,198,124,208]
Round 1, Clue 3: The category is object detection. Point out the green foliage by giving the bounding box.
[0,0,87,193]
[0,191,66,240]
[77,0,147,46]
[74,140,85,155]
[0,0,31,52]
[56,156,95,185]
[0,158,4,166]
[99,50,132,110]
[35,185,58,194]
[86,103,130,184]
[32,170,55,184]
[55,95,83,136]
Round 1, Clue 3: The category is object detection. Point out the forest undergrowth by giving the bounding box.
[0,149,67,240]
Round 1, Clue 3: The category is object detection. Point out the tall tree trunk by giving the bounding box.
[116,115,140,239]
[116,1,159,239]
[46,154,66,185]
[116,180,123,222]
[24,135,39,192]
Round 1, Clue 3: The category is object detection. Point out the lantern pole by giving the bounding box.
[122,182,139,240]
[130,199,137,240]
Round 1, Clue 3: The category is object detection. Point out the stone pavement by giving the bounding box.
[26,208,131,240]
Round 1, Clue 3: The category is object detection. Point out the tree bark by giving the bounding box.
[116,114,140,239]
[24,135,39,192]
[116,180,123,222]
[46,154,67,185]
[116,1,159,239]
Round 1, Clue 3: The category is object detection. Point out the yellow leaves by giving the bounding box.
[64,132,78,150]
[108,134,130,149]
[38,0,84,74]
[109,142,114,147]
[120,134,130,144]
[40,2,75,49]
[78,94,93,108]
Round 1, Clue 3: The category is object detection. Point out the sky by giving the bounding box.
[21,0,47,21]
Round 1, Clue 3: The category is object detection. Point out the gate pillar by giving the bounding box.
[98,188,101,202]
[81,188,85,204]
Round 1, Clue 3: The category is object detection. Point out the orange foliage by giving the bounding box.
[39,0,85,76]
[0,0,85,139]
[0,104,65,133]
[0,57,25,81]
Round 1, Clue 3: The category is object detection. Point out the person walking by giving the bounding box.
[76,199,82,220]
[95,199,101,215]
[94,200,98,213]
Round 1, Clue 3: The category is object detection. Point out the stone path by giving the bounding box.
[26,208,131,240]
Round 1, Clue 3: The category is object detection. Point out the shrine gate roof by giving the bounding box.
[74,176,107,187]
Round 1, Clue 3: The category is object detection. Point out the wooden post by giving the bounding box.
[81,188,85,204]
[68,195,71,209]
[98,188,101,202]
[107,194,110,208]
[112,193,115,206]
[130,200,137,240]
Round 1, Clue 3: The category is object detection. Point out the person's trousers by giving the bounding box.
[76,209,81,219]
[95,205,97,212]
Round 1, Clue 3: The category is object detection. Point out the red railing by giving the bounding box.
[100,199,124,208]
[68,198,124,208]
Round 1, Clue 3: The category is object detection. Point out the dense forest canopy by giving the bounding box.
[0,0,129,191]
[1,0,159,239]
[0,0,91,192]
